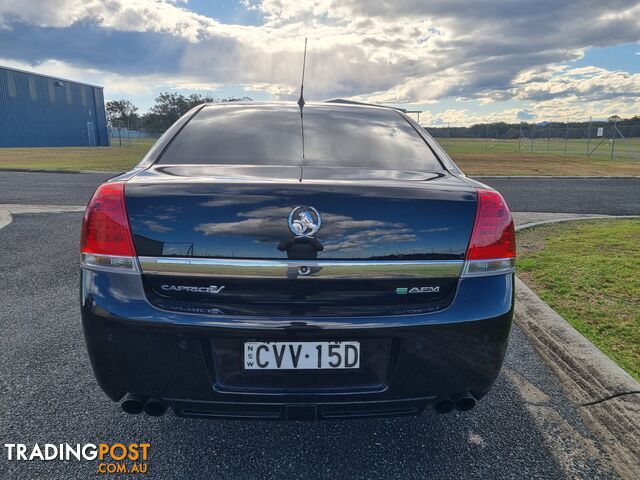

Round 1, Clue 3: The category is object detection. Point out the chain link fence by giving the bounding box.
[108,127,161,148]
[425,120,640,161]
[106,117,639,162]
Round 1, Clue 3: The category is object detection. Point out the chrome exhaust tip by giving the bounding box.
[121,394,146,415]
[144,398,168,417]
[433,397,455,414]
[453,392,477,411]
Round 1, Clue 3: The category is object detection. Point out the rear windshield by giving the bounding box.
[157,104,443,171]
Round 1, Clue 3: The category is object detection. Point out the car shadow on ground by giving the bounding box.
[80,360,566,480]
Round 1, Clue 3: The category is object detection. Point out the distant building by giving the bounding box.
[0,65,109,147]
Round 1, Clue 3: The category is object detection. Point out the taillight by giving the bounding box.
[463,189,515,277]
[80,182,138,272]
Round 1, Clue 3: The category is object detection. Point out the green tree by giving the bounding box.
[141,93,252,134]
[105,99,138,128]
[149,93,190,126]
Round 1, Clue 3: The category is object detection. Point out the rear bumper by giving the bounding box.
[81,269,514,419]
[170,397,436,420]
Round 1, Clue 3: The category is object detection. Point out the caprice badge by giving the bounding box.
[288,206,322,237]
[161,284,225,294]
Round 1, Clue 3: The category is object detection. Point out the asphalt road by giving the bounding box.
[0,171,639,214]
[479,177,640,215]
[0,211,616,480]
[0,171,634,479]
[0,171,115,206]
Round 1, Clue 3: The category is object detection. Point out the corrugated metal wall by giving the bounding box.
[0,66,109,147]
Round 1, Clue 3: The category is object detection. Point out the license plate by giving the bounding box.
[244,341,360,370]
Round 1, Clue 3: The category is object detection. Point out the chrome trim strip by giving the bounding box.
[138,256,464,279]
[461,258,515,278]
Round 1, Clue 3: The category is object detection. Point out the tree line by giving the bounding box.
[425,116,640,139]
[106,93,252,135]
[108,96,639,140]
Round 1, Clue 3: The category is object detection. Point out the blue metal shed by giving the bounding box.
[0,65,109,147]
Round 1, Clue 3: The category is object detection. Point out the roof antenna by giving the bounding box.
[297,37,307,182]
[297,37,307,109]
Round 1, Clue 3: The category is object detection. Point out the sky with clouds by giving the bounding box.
[0,0,638,126]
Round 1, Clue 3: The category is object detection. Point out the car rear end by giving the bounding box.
[80,103,515,419]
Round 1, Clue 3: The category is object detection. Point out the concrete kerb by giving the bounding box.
[513,214,640,477]
[0,208,11,230]
[0,204,86,231]
[0,204,85,215]
[513,212,640,401]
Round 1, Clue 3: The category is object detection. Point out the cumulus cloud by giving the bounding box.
[512,65,640,102]
[517,110,535,121]
[195,205,414,253]
[139,220,173,233]
[129,204,180,234]
[0,0,638,121]
[199,195,279,207]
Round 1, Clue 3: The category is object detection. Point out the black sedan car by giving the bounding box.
[80,102,515,420]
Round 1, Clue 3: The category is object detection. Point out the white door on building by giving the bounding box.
[87,122,96,146]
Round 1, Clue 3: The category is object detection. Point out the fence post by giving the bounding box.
[586,116,592,157]
[530,124,535,152]
[485,124,488,152]
[547,122,551,152]
[564,119,569,154]
[611,117,617,160]
[518,123,522,151]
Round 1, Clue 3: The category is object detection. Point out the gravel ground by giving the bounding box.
[0,212,617,479]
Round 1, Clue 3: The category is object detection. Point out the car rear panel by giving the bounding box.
[125,165,476,261]
[80,103,515,419]
[124,165,477,317]
[81,268,513,419]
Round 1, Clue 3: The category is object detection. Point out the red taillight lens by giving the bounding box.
[80,182,135,256]
[466,189,515,260]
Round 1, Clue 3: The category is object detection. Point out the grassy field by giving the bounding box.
[439,137,640,160]
[0,137,638,175]
[442,137,640,176]
[0,139,156,172]
[517,218,640,380]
